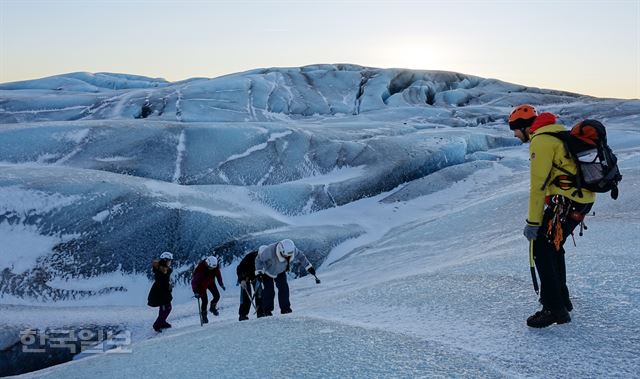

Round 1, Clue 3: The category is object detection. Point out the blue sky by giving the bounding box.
[1,0,638,98]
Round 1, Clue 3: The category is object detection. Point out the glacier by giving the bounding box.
[4,65,635,124]
[0,65,639,377]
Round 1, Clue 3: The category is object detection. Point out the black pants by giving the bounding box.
[153,303,172,329]
[259,272,290,314]
[533,197,593,312]
[199,283,220,315]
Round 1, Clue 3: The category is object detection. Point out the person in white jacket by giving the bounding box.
[254,239,318,317]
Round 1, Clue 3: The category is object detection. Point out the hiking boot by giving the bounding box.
[257,310,273,318]
[526,309,546,324]
[565,298,573,312]
[281,307,292,314]
[239,315,249,321]
[153,326,163,333]
[161,322,172,329]
[209,302,219,316]
[202,313,209,324]
[526,309,571,328]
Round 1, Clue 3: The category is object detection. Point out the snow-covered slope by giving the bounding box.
[1,66,639,377]
[0,72,169,92]
[13,121,640,378]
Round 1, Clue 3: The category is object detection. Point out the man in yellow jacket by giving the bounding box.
[508,105,595,328]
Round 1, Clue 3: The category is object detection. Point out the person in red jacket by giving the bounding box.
[191,256,226,323]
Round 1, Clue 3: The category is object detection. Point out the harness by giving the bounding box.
[545,195,589,251]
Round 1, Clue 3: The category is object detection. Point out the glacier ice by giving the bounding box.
[0,65,639,304]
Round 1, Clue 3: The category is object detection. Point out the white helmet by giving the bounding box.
[205,256,218,268]
[276,239,296,262]
[160,252,173,260]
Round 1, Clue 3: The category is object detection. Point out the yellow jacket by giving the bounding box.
[527,123,596,225]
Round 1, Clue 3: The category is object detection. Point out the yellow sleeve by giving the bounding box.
[527,136,555,225]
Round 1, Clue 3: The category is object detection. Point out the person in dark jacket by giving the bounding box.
[191,256,225,323]
[236,250,258,321]
[147,252,174,332]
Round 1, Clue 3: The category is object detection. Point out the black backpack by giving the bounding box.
[543,119,622,199]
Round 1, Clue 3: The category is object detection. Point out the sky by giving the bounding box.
[0,0,639,99]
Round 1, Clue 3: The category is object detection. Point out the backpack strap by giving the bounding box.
[534,131,584,198]
[551,163,583,198]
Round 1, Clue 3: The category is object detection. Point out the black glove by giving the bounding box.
[221,285,226,291]
[307,267,316,276]
[193,292,200,299]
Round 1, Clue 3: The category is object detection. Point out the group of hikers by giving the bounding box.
[148,104,620,330]
[147,239,318,332]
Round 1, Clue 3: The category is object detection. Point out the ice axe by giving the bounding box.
[529,241,539,295]
[241,281,258,314]
[307,267,321,284]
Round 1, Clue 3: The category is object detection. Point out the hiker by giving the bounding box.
[254,239,319,317]
[508,105,595,328]
[147,252,174,332]
[192,256,226,323]
[236,250,259,321]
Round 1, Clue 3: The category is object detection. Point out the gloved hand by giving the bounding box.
[240,280,247,290]
[523,224,540,241]
[193,292,200,299]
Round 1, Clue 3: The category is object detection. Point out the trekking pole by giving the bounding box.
[242,283,258,313]
[529,241,539,295]
[195,296,204,326]
[311,274,321,284]
[253,279,263,315]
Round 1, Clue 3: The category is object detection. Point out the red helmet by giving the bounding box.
[508,104,538,130]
